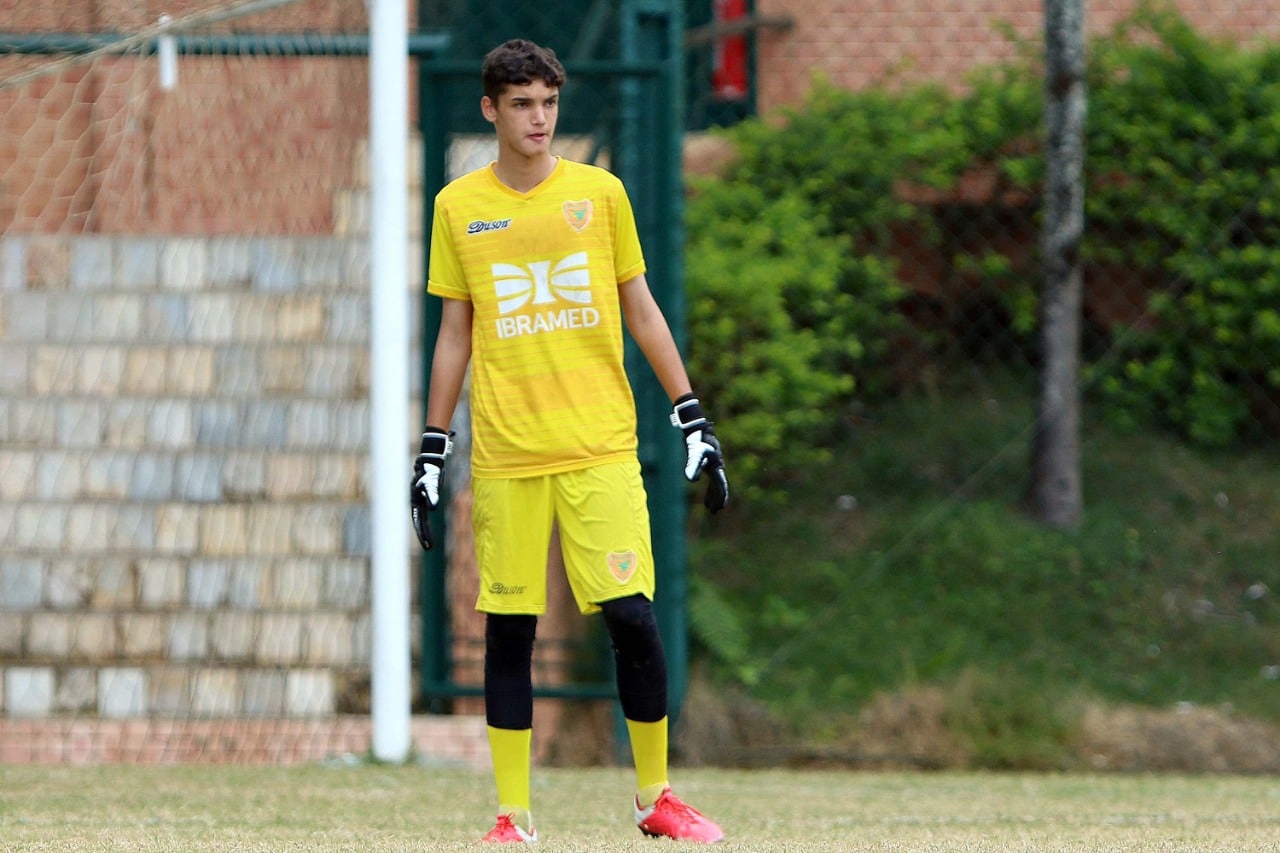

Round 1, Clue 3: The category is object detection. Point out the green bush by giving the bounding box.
[1086,3,1280,446]
[683,80,984,499]
[683,0,1280,501]
[682,63,1045,500]
[943,1,1280,446]
[683,182,899,500]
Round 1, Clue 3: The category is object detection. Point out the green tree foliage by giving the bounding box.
[685,0,1280,489]
[684,83,978,500]
[1086,3,1280,446]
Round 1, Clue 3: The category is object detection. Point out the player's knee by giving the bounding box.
[485,613,537,662]
[600,594,655,639]
[600,594,663,660]
[600,595,667,722]
[484,614,537,730]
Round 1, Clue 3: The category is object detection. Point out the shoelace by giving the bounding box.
[490,814,526,838]
[657,793,705,824]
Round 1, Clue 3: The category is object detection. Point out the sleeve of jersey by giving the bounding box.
[427,197,470,300]
[612,184,647,284]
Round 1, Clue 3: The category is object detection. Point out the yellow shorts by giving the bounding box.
[471,459,655,615]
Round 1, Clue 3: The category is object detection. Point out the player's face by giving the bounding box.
[483,81,559,160]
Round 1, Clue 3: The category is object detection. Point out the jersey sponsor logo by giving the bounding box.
[489,582,527,596]
[607,550,638,583]
[563,199,593,232]
[492,252,601,339]
[467,218,512,234]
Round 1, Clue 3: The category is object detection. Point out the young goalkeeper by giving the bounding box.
[410,38,729,844]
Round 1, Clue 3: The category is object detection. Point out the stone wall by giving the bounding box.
[0,218,424,722]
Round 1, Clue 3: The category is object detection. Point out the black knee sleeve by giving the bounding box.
[600,594,668,723]
[484,613,537,730]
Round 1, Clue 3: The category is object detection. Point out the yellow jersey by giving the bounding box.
[427,157,647,478]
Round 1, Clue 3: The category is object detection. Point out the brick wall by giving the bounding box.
[11,2,1280,237]
[0,0,373,236]
[755,0,1280,115]
[0,0,367,33]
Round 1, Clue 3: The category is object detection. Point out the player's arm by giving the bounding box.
[411,296,473,549]
[619,274,728,512]
[618,273,692,401]
[425,296,473,429]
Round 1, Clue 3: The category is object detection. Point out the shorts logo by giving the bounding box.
[489,582,527,596]
[492,252,600,339]
[607,550,638,583]
[563,199,593,232]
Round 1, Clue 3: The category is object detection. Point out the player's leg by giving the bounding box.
[556,461,724,843]
[598,594,669,800]
[472,474,554,843]
[483,613,537,842]
[597,594,722,842]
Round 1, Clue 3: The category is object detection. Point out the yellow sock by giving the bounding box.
[626,717,669,807]
[487,726,533,830]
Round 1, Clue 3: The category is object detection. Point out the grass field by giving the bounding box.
[2,764,1279,851]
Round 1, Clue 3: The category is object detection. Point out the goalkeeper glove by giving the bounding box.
[670,393,729,513]
[410,427,454,550]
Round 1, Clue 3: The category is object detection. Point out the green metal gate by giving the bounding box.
[416,1,690,721]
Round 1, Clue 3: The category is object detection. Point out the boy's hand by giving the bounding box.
[670,394,729,513]
[411,427,454,549]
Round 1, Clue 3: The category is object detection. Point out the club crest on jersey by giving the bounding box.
[563,199,593,232]
[607,550,638,583]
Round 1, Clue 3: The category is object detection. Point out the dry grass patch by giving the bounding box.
[674,678,1280,774]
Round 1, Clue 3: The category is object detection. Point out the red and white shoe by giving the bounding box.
[480,814,537,843]
[634,787,724,843]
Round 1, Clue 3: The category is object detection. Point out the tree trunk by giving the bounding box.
[1027,0,1086,528]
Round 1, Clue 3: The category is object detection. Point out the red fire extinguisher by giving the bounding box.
[712,0,749,101]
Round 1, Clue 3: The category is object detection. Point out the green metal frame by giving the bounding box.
[417,0,689,719]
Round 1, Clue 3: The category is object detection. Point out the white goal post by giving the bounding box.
[367,0,411,763]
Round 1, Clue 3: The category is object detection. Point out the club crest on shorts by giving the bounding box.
[607,550,638,582]
[563,199,593,232]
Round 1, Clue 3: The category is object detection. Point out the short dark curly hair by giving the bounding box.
[481,39,567,103]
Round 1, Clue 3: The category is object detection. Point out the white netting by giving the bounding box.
[1,0,373,236]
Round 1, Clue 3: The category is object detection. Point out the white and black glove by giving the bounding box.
[410,427,454,550]
[670,393,729,513]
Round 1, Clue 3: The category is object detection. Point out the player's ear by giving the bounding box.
[480,95,498,124]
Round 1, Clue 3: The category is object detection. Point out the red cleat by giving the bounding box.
[480,813,537,843]
[634,787,724,843]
